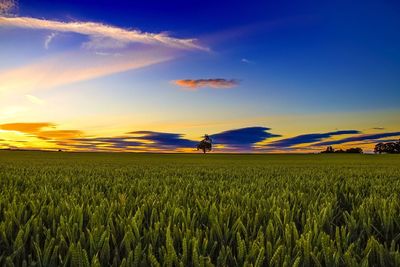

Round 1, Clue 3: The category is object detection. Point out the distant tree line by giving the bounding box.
[321,146,363,154]
[374,140,400,154]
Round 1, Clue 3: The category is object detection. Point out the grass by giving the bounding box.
[0,151,399,266]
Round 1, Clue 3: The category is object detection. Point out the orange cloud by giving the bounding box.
[37,130,82,140]
[174,79,239,90]
[0,122,55,133]
[0,122,82,140]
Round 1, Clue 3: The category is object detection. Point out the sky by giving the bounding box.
[0,0,399,153]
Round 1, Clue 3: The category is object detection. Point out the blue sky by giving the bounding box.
[0,0,399,152]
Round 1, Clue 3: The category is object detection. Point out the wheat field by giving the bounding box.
[0,151,399,266]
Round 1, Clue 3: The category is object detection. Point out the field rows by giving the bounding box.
[0,152,399,266]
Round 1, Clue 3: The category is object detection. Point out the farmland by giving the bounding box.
[0,151,399,266]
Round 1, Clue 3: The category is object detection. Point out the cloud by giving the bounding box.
[265,130,360,148]
[67,127,279,152]
[372,127,385,130]
[0,16,207,50]
[174,79,239,90]
[72,137,143,149]
[95,51,122,57]
[0,122,82,140]
[3,124,395,153]
[66,132,198,152]
[315,132,400,146]
[129,131,197,148]
[0,48,174,94]
[3,123,395,153]
[0,15,207,94]
[70,128,278,152]
[0,125,283,152]
[211,127,280,149]
[44,32,57,49]
[0,122,55,133]
[241,58,254,64]
[37,130,82,140]
[0,0,16,15]
[25,94,45,105]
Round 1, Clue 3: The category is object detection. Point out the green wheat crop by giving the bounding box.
[0,151,399,266]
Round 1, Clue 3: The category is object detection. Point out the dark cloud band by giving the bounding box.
[315,132,400,146]
[2,122,398,152]
[265,130,360,148]
[211,127,280,149]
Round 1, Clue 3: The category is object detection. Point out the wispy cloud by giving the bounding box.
[0,16,207,51]
[264,130,360,148]
[0,122,55,133]
[129,131,197,148]
[0,13,208,94]
[0,123,198,151]
[38,130,82,140]
[0,48,174,94]
[25,94,45,105]
[70,127,279,152]
[315,132,400,146]
[0,122,82,140]
[1,123,283,152]
[71,137,143,149]
[241,58,254,64]
[1,123,395,153]
[95,51,122,57]
[174,79,240,90]
[62,132,198,152]
[44,32,57,49]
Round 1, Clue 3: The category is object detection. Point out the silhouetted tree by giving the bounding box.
[387,142,396,153]
[345,147,363,154]
[374,143,384,154]
[321,146,335,153]
[374,140,400,154]
[321,146,363,154]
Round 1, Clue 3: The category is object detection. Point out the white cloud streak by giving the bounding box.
[44,32,57,49]
[241,58,254,64]
[0,16,208,51]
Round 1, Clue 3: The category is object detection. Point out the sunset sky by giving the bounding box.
[1,0,399,153]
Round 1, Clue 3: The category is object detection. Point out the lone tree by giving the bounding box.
[197,134,212,153]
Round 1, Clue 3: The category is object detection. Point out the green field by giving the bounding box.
[0,151,399,266]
